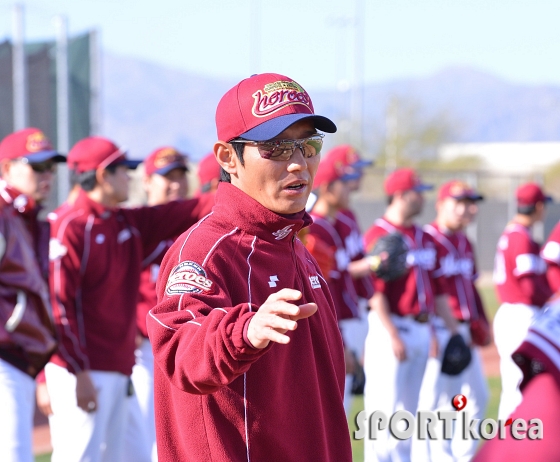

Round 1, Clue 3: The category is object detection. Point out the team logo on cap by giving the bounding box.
[154,148,182,168]
[252,80,312,118]
[165,260,213,295]
[26,131,51,153]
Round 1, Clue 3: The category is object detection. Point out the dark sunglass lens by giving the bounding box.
[31,162,54,173]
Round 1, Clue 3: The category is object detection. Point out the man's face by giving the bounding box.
[438,197,478,231]
[145,168,188,205]
[3,159,54,203]
[232,119,320,214]
[401,189,424,219]
[326,179,352,210]
[104,165,130,203]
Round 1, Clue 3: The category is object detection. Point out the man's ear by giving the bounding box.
[214,142,238,177]
[0,160,11,179]
[95,167,108,186]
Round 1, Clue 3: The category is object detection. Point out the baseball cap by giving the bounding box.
[438,180,484,202]
[0,127,65,163]
[144,147,189,176]
[516,182,552,206]
[67,137,141,174]
[313,146,364,188]
[384,168,433,196]
[197,152,221,186]
[216,73,337,142]
[325,145,373,170]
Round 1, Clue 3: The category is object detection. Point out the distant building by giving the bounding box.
[439,142,560,173]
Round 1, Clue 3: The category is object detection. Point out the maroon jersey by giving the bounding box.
[335,209,375,300]
[148,183,351,462]
[308,213,360,320]
[363,218,439,317]
[493,223,551,307]
[48,190,206,375]
[541,221,560,293]
[424,223,486,322]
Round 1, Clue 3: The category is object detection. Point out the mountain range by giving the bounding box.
[101,52,560,161]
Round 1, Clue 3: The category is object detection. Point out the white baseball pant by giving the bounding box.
[413,317,489,462]
[364,312,430,462]
[0,358,36,462]
[124,338,156,462]
[45,363,130,462]
[493,302,539,420]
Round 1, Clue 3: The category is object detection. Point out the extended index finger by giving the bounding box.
[266,288,302,304]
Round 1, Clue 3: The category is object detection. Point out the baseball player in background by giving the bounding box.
[308,144,373,413]
[541,219,560,293]
[493,182,552,421]
[362,168,459,462]
[195,151,221,197]
[415,180,489,462]
[473,297,560,461]
[147,73,352,462]
[0,128,64,462]
[45,137,209,462]
[123,147,199,462]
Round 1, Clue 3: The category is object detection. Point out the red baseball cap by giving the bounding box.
[313,145,364,188]
[197,152,221,186]
[438,180,484,202]
[67,137,141,174]
[144,147,189,176]
[516,182,552,206]
[384,168,433,195]
[0,127,65,163]
[216,73,337,142]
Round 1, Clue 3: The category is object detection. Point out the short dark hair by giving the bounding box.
[517,204,538,215]
[220,142,245,184]
[387,195,395,205]
[71,165,118,192]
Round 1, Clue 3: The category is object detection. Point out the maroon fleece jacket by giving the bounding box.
[148,182,351,462]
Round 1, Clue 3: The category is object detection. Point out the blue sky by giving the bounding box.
[1,0,560,90]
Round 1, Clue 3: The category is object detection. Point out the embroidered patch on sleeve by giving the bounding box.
[165,261,213,295]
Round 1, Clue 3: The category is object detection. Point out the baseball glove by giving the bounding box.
[441,333,472,376]
[367,232,409,281]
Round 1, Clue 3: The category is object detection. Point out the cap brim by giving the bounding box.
[115,159,142,170]
[545,195,553,203]
[414,184,434,192]
[351,159,374,169]
[238,113,337,141]
[339,172,363,182]
[25,150,66,163]
[152,161,189,176]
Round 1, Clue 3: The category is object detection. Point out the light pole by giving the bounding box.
[12,3,27,130]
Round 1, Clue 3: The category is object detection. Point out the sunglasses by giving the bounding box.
[15,158,56,173]
[232,133,324,161]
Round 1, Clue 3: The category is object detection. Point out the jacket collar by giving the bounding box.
[0,180,39,216]
[73,189,113,219]
[213,182,312,244]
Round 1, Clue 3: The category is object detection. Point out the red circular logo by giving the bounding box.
[451,394,467,411]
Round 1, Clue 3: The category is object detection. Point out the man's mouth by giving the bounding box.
[285,183,306,191]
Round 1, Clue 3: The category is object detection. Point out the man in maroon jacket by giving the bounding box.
[148,73,352,462]
[0,127,64,462]
[45,137,208,461]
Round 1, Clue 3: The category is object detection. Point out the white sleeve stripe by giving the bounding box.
[214,308,228,314]
[514,253,546,275]
[52,211,90,371]
[186,309,196,319]
[148,310,177,331]
[142,240,168,267]
[542,241,560,264]
[178,212,213,263]
[187,320,202,326]
[202,227,239,267]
